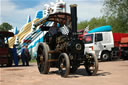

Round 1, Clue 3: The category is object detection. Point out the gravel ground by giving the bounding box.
[0,60,128,85]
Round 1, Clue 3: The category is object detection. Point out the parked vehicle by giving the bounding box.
[0,31,14,66]
[119,37,128,60]
[35,4,98,77]
[83,26,128,61]
[78,30,87,40]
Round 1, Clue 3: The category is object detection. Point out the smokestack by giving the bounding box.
[70,4,77,35]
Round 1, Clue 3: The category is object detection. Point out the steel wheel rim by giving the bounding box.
[85,53,98,75]
[102,53,109,60]
[37,47,45,72]
[59,57,66,75]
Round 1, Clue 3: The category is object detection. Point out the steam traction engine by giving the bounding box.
[36,4,98,77]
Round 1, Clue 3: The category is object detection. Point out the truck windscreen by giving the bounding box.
[83,34,93,44]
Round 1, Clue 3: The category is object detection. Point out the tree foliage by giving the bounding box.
[78,0,128,33]
[78,17,109,31]
[103,0,128,33]
[0,22,13,31]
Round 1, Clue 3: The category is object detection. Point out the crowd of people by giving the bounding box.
[0,35,30,66]
[13,45,30,66]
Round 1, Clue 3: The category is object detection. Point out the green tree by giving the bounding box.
[103,0,128,33]
[77,16,109,30]
[0,22,13,31]
[88,17,108,30]
[78,20,88,30]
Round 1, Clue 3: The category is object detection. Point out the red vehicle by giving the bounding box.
[112,33,128,59]
[0,31,14,66]
[119,37,128,59]
[113,33,128,47]
[78,30,87,40]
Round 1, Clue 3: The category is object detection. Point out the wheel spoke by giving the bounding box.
[60,63,65,68]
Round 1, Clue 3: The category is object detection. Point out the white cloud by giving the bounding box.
[0,0,44,30]
[0,0,103,30]
[65,0,103,22]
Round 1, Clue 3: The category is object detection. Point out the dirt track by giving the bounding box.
[0,60,128,85]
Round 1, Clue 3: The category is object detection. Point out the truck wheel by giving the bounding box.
[36,43,50,74]
[101,52,110,61]
[84,53,98,76]
[59,53,70,78]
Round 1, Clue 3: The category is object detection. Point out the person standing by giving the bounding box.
[21,45,30,66]
[24,45,30,66]
[21,45,25,66]
[12,45,18,66]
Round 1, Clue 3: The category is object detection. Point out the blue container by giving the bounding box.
[88,25,112,33]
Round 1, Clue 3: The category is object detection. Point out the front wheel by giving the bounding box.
[36,43,50,74]
[58,53,70,78]
[84,53,98,76]
[101,52,110,61]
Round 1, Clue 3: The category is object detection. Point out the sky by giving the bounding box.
[0,0,104,31]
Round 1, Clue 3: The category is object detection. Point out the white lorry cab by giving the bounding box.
[83,25,114,61]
